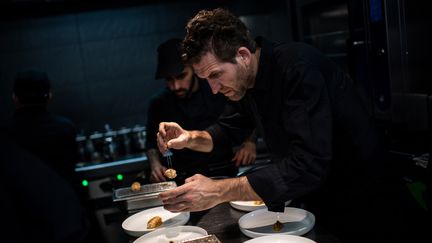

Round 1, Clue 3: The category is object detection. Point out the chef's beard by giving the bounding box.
[228,64,253,101]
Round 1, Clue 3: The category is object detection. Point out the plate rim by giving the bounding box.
[229,200,267,212]
[230,200,292,212]
[122,206,190,237]
[243,234,317,243]
[238,206,315,238]
[133,225,208,243]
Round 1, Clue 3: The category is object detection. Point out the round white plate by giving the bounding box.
[122,206,190,237]
[243,234,316,243]
[230,200,291,212]
[133,226,208,243]
[238,207,315,238]
[230,201,267,212]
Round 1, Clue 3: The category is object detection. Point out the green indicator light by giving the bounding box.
[82,179,89,187]
[116,174,124,181]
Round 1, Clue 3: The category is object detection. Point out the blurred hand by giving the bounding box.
[232,141,256,167]
[149,161,167,183]
[157,122,190,154]
[159,174,222,212]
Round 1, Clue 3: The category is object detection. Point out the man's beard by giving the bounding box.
[173,76,196,98]
[173,88,188,98]
[229,65,252,101]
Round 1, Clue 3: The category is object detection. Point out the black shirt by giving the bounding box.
[146,78,236,181]
[207,37,389,212]
[4,106,78,188]
[0,133,87,243]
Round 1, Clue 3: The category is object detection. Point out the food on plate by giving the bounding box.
[253,200,264,205]
[147,216,163,229]
[130,181,141,192]
[272,220,284,232]
[169,241,174,243]
[164,168,177,179]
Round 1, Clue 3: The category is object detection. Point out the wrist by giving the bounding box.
[187,130,213,152]
[214,179,231,204]
[185,130,193,149]
[216,177,248,202]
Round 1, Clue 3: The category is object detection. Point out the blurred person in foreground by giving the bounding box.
[146,38,257,185]
[0,130,88,243]
[4,69,78,189]
[157,8,430,243]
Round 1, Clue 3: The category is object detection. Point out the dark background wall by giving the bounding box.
[0,0,292,135]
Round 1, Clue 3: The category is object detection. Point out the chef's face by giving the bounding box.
[193,52,251,101]
[165,66,194,98]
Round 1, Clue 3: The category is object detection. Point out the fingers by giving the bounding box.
[166,137,182,149]
[160,185,193,212]
[150,171,164,183]
[244,152,253,165]
[232,152,239,167]
[157,122,173,153]
[166,132,189,150]
[157,132,168,154]
[157,122,184,153]
[249,153,256,164]
[233,150,245,167]
[156,167,168,182]
[159,185,186,202]
[158,122,167,137]
[163,202,189,212]
[233,146,257,166]
[241,153,248,165]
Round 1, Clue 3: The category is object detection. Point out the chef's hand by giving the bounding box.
[149,161,167,183]
[159,174,223,212]
[232,141,256,167]
[157,122,190,154]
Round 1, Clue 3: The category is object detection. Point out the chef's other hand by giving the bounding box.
[149,161,167,183]
[232,141,256,167]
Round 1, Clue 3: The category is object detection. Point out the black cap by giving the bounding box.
[13,69,51,104]
[155,38,185,80]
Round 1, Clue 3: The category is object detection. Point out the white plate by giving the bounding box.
[238,207,315,238]
[122,206,190,237]
[230,201,267,212]
[133,226,208,243]
[230,200,291,212]
[243,234,316,243]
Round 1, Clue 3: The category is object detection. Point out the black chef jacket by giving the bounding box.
[146,78,237,183]
[3,106,78,189]
[206,37,391,212]
[210,37,431,243]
